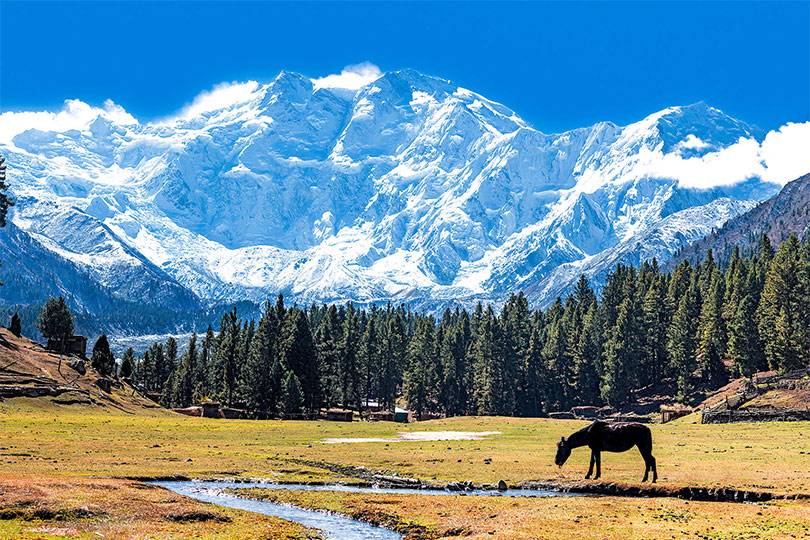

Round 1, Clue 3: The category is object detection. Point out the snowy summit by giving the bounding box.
[1,66,809,312]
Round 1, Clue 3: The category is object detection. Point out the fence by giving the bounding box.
[701,408,810,424]
[701,368,810,423]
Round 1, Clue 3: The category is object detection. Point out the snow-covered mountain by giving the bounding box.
[1,67,808,315]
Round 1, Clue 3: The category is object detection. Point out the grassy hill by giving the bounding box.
[0,327,164,414]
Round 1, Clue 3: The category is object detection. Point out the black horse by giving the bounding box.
[554,420,657,482]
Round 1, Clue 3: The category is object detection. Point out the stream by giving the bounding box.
[155,480,579,540]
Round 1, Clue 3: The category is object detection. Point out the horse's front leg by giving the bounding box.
[585,451,595,479]
[593,451,601,480]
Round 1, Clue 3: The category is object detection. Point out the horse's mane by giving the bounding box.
[563,422,595,448]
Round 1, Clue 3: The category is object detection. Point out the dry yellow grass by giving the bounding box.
[743,389,810,410]
[0,476,318,540]
[234,487,810,540]
[3,409,808,494]
[3,402,810,538]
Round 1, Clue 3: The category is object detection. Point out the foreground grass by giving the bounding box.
[3,405,810,538]
[2,406,809,494]
[0,476,317,540]
[233,487,810,540]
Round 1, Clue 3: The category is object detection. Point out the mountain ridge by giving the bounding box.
[668,172,810,268]
[1,68,808,325]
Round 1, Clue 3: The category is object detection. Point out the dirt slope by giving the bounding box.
[0,328,166,414]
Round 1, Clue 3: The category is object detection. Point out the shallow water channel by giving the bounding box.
[155,480,578,540]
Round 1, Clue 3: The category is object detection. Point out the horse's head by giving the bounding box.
[554,436,571,467]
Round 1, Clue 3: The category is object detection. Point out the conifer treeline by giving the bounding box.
[127,233,810,417]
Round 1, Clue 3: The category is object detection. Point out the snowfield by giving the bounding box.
[1,68,808,312]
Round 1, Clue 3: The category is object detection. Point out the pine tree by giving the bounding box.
[0,154,12,226]
[499,293,529,415]
[769,307,802,372]
[697,271,728,386]
[574,301,602,406]
[666,260,693,316]
[574,275,597,308]
[759,234,810,372]
[668,278,700,400]
[215,308,239,405]
[277,308,319,414]
[242,302,280,415]
[438,312,470,417]
[150,343,168,393]
[471,307,499,415]
[723,247,744,325]
[523,322,546,415]
[0,155,9,286]
[380,313,406,411]
[314,305,341,409]
[358,317,380,412]
[601,293,642,407]
[138,349,154,391]
[698,249,717,298]
[404,317,438,419]
[169,333,198,408]
[9,312,21,337]
[728,291,765,377]
[641,277,668,385]
[119,347,135,379]
[234,320,254,402]
[600,265,629,331]
[36,296,74,341]
[281,371,304,417]
[339,306,360,410]
[196,325,215,400]
[91,334,115,377]
[166,336,178,376]
[544,301,574,411]
[759,233,775,264]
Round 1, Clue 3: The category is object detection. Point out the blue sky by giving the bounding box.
[0,1,808,133]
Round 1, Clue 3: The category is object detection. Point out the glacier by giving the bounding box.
[1,68,807,316]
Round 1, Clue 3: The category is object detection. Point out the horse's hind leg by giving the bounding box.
[639,445,657,483]
[639,446,649,482]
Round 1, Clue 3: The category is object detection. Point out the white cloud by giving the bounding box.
[759,122,810,185]
[311,62,382,91]
[176,80,260,120]
[676,134,710,151]
[0,99,137,145]
[639,122,810,189]
[102,99,138,125]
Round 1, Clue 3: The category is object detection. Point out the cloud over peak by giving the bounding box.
[311,62,382,91]
[176,80,261,120]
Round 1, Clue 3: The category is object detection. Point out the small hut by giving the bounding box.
[571,405,599,418]
[394,407,410,423]
[369,410,395,422]
[325,409,354,422]
[201,401,221,418]
[660,405,692,423]
[174,406,202,417]
[220,407,249,419]
[46,335,88,357]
